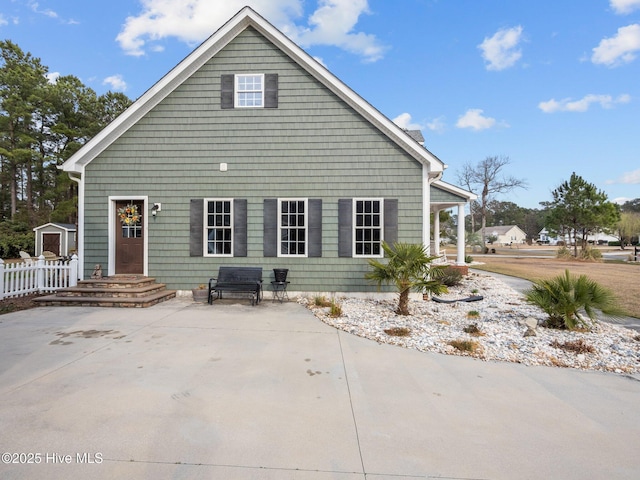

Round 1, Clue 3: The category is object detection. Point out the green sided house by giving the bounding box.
[61,6,475,294]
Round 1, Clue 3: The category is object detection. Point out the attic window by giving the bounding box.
[221,74,278,109]
[236,74,264,107]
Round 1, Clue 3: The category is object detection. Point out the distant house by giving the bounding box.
[537,228,619,245]
[61,7,475,293]
[33,223,77,257]
[537,228,556,245]
[477,225,527,245]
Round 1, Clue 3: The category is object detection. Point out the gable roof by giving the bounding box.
[475,225,526,236]
[61,6,445,176]
[33,222,77,232]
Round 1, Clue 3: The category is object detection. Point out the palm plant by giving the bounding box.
[524,269,624,330]
[365,242,448,315]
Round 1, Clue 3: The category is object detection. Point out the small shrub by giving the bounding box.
[463,323,485,336]
[580,247,602,261]
[384,327,411,337]
[329,300,342,317]
[471,288,479,294]
[465,255,474,263]
[525,269,624,330]
[556,246,573,259]
[440,266,463,287]
[550,339,595,354]
[448,339,482,353]
[314,296,331,307]
[466,310,480,319]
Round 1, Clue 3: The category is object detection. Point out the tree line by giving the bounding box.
[0,40,132,257]
[455,156,640,253]
[1,40,638,259]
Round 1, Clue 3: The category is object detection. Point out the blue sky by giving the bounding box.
[2,0,639,209]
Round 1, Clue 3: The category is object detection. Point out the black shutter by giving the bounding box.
[384,199,398,248]
[234,199,247,257]
[265,73,278,108]
[308,199,322,257]
[263,199,277,257]
[221,74,234,109]
[338,199,352,257]
[190,199,204,257]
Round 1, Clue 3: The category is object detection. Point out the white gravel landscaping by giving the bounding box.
[301,272,640,374]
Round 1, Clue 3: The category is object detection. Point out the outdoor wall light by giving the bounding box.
[151,203,162,216]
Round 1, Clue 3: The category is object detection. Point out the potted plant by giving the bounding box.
[192,284,208,302]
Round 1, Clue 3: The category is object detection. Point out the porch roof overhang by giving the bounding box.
[430,180,477,211]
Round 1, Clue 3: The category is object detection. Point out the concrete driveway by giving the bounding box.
[1,299,639,479]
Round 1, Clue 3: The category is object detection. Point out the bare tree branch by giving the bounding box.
[462,156,528,248]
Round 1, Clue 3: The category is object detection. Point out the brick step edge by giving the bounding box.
[33,290,177,308]
[76,277,158,289]
[54,284,168,298]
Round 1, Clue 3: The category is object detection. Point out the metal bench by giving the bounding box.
[208,267,263,306]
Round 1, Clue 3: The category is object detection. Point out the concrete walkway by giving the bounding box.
[1,299,639,479]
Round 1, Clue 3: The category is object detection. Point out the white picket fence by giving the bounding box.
[0,254,79,300]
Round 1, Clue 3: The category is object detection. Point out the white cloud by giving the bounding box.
[0,14,8,27]
[103,74,127,92]
[393,113,447,134]
[46,72,60,84]
[478,25,523,71]
[456,109,496,131]
[610,0,640,14]
[116,0,386,62]
[288,0,386,62]
[606,169,640,184]
[538,93,631,113]
[392,112,424,131]
[28,1,58,19]
[592,24,640,66]
[116,0,301,57]
[426,117,446,134]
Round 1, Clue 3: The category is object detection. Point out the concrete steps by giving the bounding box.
[34,276,176,308]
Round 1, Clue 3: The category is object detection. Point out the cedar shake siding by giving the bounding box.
[80,23,429,292]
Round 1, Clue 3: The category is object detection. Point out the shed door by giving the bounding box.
[42,233,61,256]
[115,200,144,274]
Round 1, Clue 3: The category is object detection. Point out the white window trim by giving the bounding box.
[203,198,234,257]
[352,198,384,258]
[234,73,264,108]
[278,198,308,258]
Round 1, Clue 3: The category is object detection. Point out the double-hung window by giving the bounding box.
[235,74,264,108]
[205,199,233,256]
[221,73,278,109]
[279,199,307,256]
[354,199,383,257]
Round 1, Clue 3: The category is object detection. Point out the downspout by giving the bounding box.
[67,171,85,280]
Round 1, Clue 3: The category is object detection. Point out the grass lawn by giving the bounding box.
[468,245,639,318]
